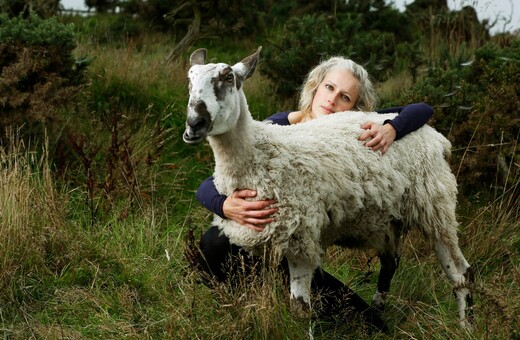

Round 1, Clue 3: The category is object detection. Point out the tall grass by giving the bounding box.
[0,129,197,337]
[0,130,67,304]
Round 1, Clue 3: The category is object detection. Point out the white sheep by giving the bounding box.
[183,47,474,328]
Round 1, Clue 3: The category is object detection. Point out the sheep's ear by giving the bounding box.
[234,46,262,80]
[190,48,207,66]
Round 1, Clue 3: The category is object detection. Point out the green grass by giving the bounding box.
[1,23,519,339]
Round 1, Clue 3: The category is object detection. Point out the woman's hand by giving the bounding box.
[223,189,278,232]
[359,121,397,155]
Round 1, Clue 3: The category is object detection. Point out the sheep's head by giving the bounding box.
[183,47,262,145]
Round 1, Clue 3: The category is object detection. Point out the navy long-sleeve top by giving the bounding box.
[196,103,433,218]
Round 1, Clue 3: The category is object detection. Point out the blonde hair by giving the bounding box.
[298,57,379,118]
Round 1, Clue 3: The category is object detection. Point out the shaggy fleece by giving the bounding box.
[209,110,457,267]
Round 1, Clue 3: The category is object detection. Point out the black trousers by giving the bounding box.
[198,226,387,330]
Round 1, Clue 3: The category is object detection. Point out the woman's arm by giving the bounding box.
[196,176,227,218]
[359,103,433,154]
[196,176,277,231]
[377,103,433,140]
[262,111,291,125]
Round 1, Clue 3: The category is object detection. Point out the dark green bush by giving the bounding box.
[260,13,399,98]
[0,13,75,48]
[124,0,269,35]
[402,41,520,189]
[0,14,85,137]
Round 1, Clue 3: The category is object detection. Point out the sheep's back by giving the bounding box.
[214,111,456,265]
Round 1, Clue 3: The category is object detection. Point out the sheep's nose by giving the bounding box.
[187,115,208,132]
[183,114,210,144]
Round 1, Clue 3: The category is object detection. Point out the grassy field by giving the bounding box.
[1,26,519,339]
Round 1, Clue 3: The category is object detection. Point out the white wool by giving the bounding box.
[209,109,459,268]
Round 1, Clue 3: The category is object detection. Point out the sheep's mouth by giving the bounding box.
[183,129,207,145]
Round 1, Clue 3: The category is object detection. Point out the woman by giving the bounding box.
[194,56,433,329]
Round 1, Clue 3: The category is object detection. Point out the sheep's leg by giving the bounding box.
[434,236,473,328]
[287,260,316,339]
[372,222,403,312]
[372,249,401,312]
[287,260,315,315]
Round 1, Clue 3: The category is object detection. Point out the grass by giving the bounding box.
[1,25,519,339]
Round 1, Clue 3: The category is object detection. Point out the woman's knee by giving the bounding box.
[200,226,232,256]
[197,226,237,283]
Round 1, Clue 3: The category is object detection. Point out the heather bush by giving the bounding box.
[260,13,399,98]
[0,14,85,140]
[401,41,520,189]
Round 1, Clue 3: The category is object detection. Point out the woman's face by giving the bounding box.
[311,68,360,118]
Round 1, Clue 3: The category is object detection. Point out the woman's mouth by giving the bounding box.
[321,106,335,114]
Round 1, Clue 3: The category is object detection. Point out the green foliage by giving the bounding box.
[401,41,520,188]
[124,0,270,35]
[123,0,178,31]
[261,13,398,98]
[88,69,159,114]
[67,13,147,45]
[0,13,84,140]
[343,0,416,43]
[50,40,196,222]
[0,13,76,49]
[258,0,423,99]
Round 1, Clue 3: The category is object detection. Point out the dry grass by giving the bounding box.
[0,130,68,299]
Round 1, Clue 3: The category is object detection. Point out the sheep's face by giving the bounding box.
[183,47,261,145]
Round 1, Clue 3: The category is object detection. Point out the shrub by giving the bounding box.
[401,41,520,190]
[0,14,85,140]
[260,13,398,98]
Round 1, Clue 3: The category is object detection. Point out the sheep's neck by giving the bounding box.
[208,101,255,174]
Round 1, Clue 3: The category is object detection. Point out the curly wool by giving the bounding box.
[209,109,458,268]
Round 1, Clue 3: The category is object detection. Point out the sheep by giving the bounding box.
[183,47,474,328]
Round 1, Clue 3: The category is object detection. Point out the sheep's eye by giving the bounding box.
[225,74,234,84]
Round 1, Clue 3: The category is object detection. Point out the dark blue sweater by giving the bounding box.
[196,103,433,218]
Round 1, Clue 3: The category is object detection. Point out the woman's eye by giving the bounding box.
[342,95,350,102]
[325,84,333,91]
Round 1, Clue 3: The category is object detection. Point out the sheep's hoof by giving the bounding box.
[290,296,311,319]
[371,291,386,314]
